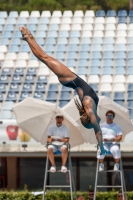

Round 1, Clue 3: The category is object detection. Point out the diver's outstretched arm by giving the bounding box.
[89,113,106,154]
[19,27,76,83]
[83,100,106,155]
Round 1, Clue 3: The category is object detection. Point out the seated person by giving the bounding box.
[97,110,122,171]
[88,187,94,200]
[117,190,125,200]
[77,195,85,200]
[47,113,70,173]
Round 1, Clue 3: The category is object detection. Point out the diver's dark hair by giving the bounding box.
[74,97,85,116]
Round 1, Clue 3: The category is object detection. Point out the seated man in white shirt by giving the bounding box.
[97,110,122,171]
[47,113,70,173]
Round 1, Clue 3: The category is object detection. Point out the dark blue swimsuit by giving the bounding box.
[61,75,99,107]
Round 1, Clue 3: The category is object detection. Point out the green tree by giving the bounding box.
[105,0,129,11]
[25,0,62,12]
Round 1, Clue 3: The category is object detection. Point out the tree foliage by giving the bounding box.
[0,0,130,13]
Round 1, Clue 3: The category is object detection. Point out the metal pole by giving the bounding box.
[69,170,73,200]
[69,155,77,199]
[93,159,99,200]
[42,156,49,200]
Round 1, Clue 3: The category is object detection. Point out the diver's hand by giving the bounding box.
[19,27,34,41]
[99,148,107,155]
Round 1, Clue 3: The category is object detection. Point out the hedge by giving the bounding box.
[0,191,133,200]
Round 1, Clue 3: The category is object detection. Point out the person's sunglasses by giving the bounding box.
[118,195,122,197]
[107,115,114,119]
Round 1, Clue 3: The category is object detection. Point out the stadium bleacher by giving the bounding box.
[0,9,133,118]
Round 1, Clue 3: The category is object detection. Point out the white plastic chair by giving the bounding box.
[15,60,27,68]
[94,24,104,31]
[127,75,133,83]
[128,31,133,38]
[101,75,113,83]
[104,44,114,52]
[58,38,68,44]
[0,53,4,61]
[69,67,75,73]
[92,45,102,52]
[72,17,83,24]
[60,24,71,31]
[6,18,17,24]
[128,24,133,31]
[50,18,61,24]
[5,53,17,60]
[116,38,127,44]
[93,31,104,38]
[18,52,29,60]
[0,18,5,25]
[78,75,87,82]
[106,17,116,24]
[85,10,95,17]
[69,38,80,44]
[100,83,112,92]
[83,17,94,24]
[88,75,100,83]
[71,24,82,30]
[49,74,60,83]
[117,24,127,31]
[0,45,7,53]
[0,111,12,119]
[113,83,125,92]
[38,67,50,76]
[40,63,48,68]
[105,31,115,38]
[28,60,39,68]
[74,10,84,17]
[83,24,93,31]
[95,17,105,24]
[116,31,127,38]
[30,11,40,18]
[52,10,62,17]
[82,31,92,38]
[116,44,126,52]
[63,10,73,17]
[2,101,14,110]
[3,60,15,68]
[19,11,29,18]
[114,75,126,83]
[41,11,51,18]
[61,17,72,24]
[105,24,116,31]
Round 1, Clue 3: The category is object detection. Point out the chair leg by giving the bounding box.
[93,159,99,200]
[42,155,49,200]
[69,170,73,200]
[69,155,77,200]
[120,159,128,200]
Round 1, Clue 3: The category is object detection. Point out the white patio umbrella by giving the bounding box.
[123,132,133,143]
[13,97,84,148]
[63,95,133,143]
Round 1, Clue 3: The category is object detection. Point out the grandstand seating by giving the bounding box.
[0,10,133,118]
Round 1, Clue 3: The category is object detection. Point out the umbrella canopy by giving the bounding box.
[123,132,133,144]
[13,97,84,148]
[63,95,133,143]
